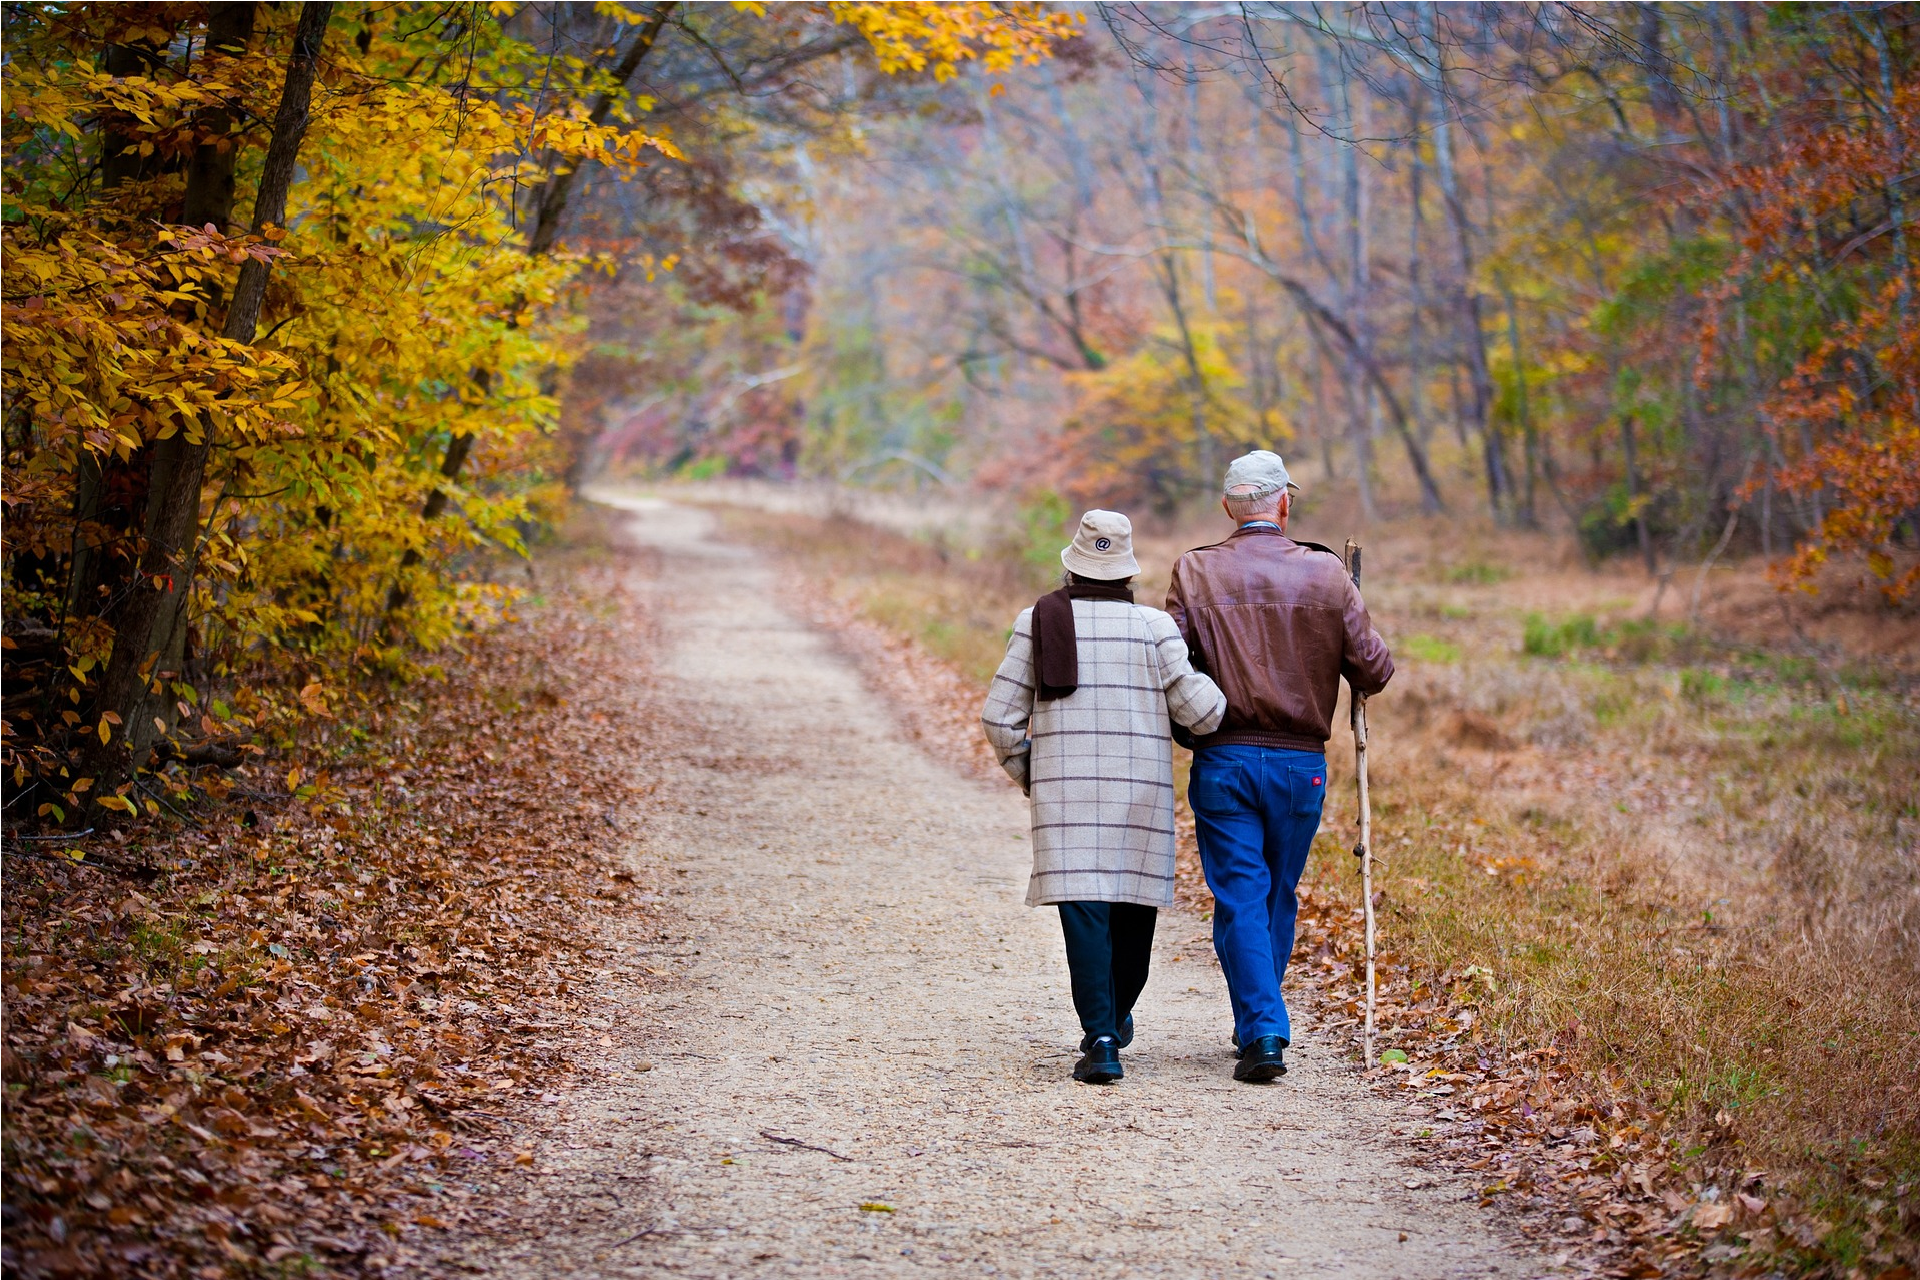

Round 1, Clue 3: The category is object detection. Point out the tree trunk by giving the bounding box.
[1864,9,1912,319]
[179,5,260,232]
[1620,411,1657,576]
[66,18,210,644]
[100,38,173,196]
[1501,284,1539,528]
[1329,48,1376,521]
[1422,2,1507,521]
[1407,93,1429,449]
[89,1,332,783]
[139,4,263,742]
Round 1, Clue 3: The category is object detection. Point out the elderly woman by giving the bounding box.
[982,510,1226,1084]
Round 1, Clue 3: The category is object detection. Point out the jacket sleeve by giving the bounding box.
[1164,557,1191,642]
[1341,577,1394,696]
[1164,555,1211,675]
[1149,611,1227,735]
[981,609,1037,787]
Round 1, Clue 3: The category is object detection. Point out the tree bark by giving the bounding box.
[179,5,260,232]
[1326,46,1376,521]
[1501,283,1539,528]
[1407,91,1429,448]
[90,1,332,782]
[137,4,263,745]
[100,38,173,195]
[1422,2,1508,520]
[1620,411,1657,576]
[67,19,207,639]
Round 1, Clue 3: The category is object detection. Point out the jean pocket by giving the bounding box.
[1191,762,1244,815]
[1292,765,1328,817]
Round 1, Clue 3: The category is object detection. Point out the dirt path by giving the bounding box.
[436,500,1547,1280]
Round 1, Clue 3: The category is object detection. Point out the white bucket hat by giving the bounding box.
[1060,509,1140,579]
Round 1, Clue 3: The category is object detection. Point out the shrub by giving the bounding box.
[1522,612,1602,657]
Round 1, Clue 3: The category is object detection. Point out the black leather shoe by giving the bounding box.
[1073,1037,1123,1084]
[1233,1034,1287,1082]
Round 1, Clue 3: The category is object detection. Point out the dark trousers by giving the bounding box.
[1057,901,1158,1051]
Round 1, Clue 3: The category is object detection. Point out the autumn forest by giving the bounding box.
[2,3,1916,1278]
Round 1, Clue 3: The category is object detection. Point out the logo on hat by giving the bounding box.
[1094,537,1112,551]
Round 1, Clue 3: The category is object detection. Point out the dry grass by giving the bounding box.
[1338,572,1920,1273]
[702,492,1918,1276]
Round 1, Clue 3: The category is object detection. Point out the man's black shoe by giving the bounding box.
[1233,1034,1287,1082]
[1073,1037,1123,1084]
[1231,1032,1242,1059]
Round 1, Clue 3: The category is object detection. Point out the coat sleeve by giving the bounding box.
[981,609,1037,788]
[1148,610,1226,735]
[1341,577,1395,696]
[1164,556,1191,642]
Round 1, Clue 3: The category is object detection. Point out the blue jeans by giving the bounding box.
[1190,745,1328,1046]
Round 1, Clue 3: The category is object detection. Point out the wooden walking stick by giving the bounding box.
[1344,539,1377,1066]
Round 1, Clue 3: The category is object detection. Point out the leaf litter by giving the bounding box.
[2,557,660,1278]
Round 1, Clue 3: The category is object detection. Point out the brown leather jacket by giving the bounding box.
[1165,525,1393,753]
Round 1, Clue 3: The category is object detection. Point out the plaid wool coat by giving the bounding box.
[982,598,1227,908]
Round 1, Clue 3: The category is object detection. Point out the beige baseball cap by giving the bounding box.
[1222,450,1301,500]
[1060,509,1140,579]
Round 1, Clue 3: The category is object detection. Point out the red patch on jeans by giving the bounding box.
[1311,776,1323,786]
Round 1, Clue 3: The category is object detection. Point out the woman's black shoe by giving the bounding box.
[1073,1037,1123,1084]
[1233,1034,1287,1082]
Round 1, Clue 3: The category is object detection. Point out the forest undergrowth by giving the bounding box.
[0,516,659,1280]
[717,499,1919,1280]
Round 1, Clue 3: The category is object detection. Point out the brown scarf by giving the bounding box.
[1032,580,1135,701]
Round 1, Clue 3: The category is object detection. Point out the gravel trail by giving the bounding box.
[441,499,1545,1280]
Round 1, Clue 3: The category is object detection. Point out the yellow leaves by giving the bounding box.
[2,3,681,712]
[520,108,684,171]
[829,2,1080,81]
[627,252,679,282]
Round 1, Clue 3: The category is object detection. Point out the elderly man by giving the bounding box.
[1166,451,1394,1082]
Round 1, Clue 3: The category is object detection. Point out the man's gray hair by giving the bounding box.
[1225,483,1286,521]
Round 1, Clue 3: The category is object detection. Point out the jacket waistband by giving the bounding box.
[1193,729,1327,753]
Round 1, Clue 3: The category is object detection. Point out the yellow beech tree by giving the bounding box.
[0,1,1077,820]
